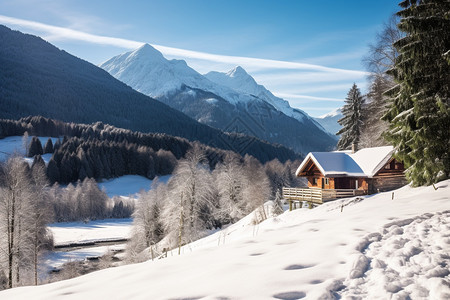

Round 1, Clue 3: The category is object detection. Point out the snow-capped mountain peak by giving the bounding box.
[314,107,343,136]
[226,65,250,78]
[100,45,257,104]
[318,107,342,119]
[100,46,337,153]
[132,43,165,62]
[206,66,313,123]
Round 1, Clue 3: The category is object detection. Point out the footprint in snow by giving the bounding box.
[284,264,313,270]
[273,291,306,300]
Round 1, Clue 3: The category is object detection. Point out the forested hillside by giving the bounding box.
[0,25,299,162]
[0,116,302,183]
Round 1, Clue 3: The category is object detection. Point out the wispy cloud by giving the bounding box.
[0,15,367,75]
[0,15,143,48]
[0,14,370,117]
[274,93,344,102]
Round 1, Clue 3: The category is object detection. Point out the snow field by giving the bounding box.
[98,174,170,198]
[48,218,133,247]
[44,244,126,270]
[0,136,59,162]
[1,180,449,299]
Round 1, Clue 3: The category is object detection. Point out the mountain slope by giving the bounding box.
[101,45,337,153]
[205,66,315,124]
[314,108,343,136]
[2,181,449,299]
[0,25,299,163]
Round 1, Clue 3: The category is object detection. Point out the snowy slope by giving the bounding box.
[205,66,313,124]
[314,107,343,136]
[3,180,450,299]
[100,44,258,105]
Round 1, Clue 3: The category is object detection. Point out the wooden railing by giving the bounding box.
[282,187,324,204]
[282,187,366,208]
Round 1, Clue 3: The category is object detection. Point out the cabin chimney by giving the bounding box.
[352,143,356,153]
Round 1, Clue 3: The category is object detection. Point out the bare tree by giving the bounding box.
[128,180,165,261]
[360,15,403,147]
[0,156,35,288]
[21,131,29,155]
[29,158,53,285]
[163,147,215,253]
[242,155,271,223]
[214,154,246,224]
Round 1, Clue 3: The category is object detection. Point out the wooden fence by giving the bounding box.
[282,187,366,210]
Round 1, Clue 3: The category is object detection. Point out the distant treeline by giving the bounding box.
[1,115,301,162]
[0,116,303,184]
[47,137,178,184]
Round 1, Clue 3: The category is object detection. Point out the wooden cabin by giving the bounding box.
[283,146,407,207]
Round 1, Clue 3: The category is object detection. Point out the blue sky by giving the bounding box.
[0,0,400,117]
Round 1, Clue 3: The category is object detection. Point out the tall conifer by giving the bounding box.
[383,0,450,185]
[337,84,365,150]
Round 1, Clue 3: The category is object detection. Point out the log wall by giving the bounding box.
[369,175,408,194]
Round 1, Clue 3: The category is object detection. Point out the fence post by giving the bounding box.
[391,192,394,200]
[289,200,293,211]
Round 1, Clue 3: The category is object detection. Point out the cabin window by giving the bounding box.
[324,178,329,185]
[385,163,391,170]
[314,178,319,185]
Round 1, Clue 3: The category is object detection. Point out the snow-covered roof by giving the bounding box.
[295,146,394,178]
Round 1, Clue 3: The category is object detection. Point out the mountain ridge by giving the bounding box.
[314,107,343,136]
[101,44,337,153]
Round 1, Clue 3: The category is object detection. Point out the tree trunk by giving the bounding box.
[8,190,15,289]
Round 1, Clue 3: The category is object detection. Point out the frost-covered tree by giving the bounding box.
[29,157,53,285]
[337,84,365,150]
[242,155,271,223]
[21,131,29,155]
[81,178,107,221]
[273,189,284,216]
[214,154,246,224]
[383,0,450,185]
[128,182,165,261]
[360,16,403,148]
[0,156,50,288]
[162,147,214,253]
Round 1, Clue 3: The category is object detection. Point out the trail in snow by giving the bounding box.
[339,211,450,299]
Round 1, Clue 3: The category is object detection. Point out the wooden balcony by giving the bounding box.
[282,187,366,210]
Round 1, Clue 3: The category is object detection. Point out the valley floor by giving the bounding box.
[2,180,450,299]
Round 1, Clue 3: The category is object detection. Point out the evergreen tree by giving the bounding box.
[53,139,61,152]
[46,158,60,184]
[43,138,54,154]
[383,0,450,185]
[337,84,365,150]
[273,189,284,216]
[27,136,43,157]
